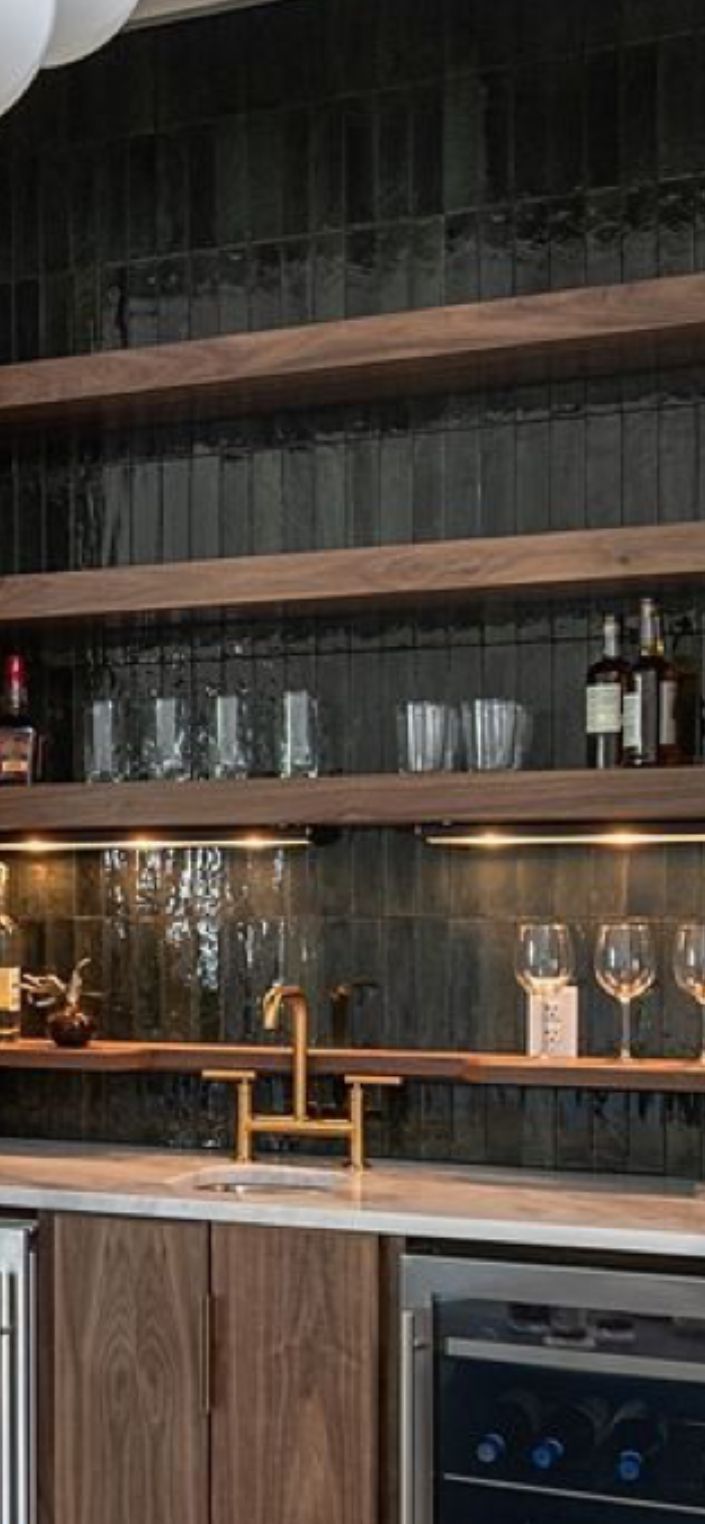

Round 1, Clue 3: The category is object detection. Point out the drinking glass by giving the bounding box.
[594,921,656,1061]
[139,694,191,781]
[280,691,318,778]
[514,922,575,1058]
[673,922,705,1062]
[512,705,533,769]
[397,702,458,773]
[462,699,532,771]
[84,698,128,783]
[206,694,252,779]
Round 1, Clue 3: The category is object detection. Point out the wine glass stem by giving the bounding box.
[619,999,631,1062]
[700,1002,705,1065]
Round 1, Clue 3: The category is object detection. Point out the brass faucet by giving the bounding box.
[204,982,401,1171]
[262,984,309,1122]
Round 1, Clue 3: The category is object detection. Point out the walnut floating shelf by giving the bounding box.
[2,1040,705,1093]
[1,521,705,626]
[2,273,705,430]
[0,768,701,835]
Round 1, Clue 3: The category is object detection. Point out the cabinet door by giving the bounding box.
[49,1213,209,1524]
[212,1225,380,1524]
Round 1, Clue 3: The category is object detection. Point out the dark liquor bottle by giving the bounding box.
[473,1389,541,1468]
[671,618,699,765]
[530,1397,610,1473]
[586,615,629,768]
[656,613,680,768]
[623,599,675,768]
[604,1401,667,1485]
[0,655,42,786]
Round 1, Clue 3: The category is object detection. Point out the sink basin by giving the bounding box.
[169,1163,349,1196]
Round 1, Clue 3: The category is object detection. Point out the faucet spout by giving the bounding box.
[262,984,310,1122]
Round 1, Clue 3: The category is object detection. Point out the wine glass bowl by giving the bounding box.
[594,921,656,1061]
[514,922,575,1058]
[673,922,705,1062]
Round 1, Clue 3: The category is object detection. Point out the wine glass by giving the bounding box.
[514,922,575,1058]
[673,922,705,1062]
[594,921,656,1061]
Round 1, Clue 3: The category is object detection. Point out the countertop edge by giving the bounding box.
[1,1177,705,1258]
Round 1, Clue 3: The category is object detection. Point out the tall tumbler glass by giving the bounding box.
[84,698,128,783]
[207,694,252,779]
[280,691,318,778]
[140,694,192,781]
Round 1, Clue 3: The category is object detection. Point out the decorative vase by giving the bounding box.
[47,1007,96,1049]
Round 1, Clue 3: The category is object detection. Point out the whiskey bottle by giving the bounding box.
[623,599,674,768]
[0,864,20,1041]
[586,614,629,768]
[0,655,43,786]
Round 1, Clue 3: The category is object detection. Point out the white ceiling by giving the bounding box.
[130,0,282,25]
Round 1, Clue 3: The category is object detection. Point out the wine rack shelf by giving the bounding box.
[1,1040,704,1091]
[1,273,705,431]
[1,521,704,626]
[0,768,700,834]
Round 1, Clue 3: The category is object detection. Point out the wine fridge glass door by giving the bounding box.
[402,1254,705,1524]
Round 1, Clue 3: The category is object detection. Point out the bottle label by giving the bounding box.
[586,685,622,736]
[622,693,641,751]
[0,729,35,784]
[0,968,20,1013]
[659,679,678,747]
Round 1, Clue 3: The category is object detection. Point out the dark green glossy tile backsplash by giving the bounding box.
[2,0,705,1169]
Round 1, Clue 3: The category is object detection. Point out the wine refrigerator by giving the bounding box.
[401,1252,705,1523]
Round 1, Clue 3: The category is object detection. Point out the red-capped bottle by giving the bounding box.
[0,655,43,786]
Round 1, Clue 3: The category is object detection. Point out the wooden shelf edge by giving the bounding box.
[0,768,701,831]
[3,273,705,429]
[1,1040,704,1091]
[2,521,705,625]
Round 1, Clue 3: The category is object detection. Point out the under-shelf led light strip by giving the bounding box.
[0,833,310,854]
[424,829,705,849]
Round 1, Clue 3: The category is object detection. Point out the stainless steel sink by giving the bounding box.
[169,1163,349,1196]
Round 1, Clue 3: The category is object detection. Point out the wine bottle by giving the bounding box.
[656,612,680,767]
[0,864,20,1042]
[530,1397,610,1472]
[622,599,673,768]
[0,655,43,786]
[604,1401,666,1485]
[474,1389,541,1467]
[586,615,629,768]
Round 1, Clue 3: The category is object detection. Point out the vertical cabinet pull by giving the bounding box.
[400,1307,433,1524]
[400,1310,416,1524]
[199,1295,213,1417]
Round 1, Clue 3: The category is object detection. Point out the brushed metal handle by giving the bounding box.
[199,1295,213,1417]
[400,1310,416,1524]
[0,1271,13,1524]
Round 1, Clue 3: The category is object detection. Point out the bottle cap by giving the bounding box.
[476,1432,505,1466]
[618,1449,642,1484]
[531,1437,564,1470]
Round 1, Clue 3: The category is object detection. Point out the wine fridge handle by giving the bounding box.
[400,1310,417,1524]
[0,1270,13,1524]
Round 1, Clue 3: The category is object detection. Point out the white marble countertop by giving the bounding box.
[0,1141,703,1256]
